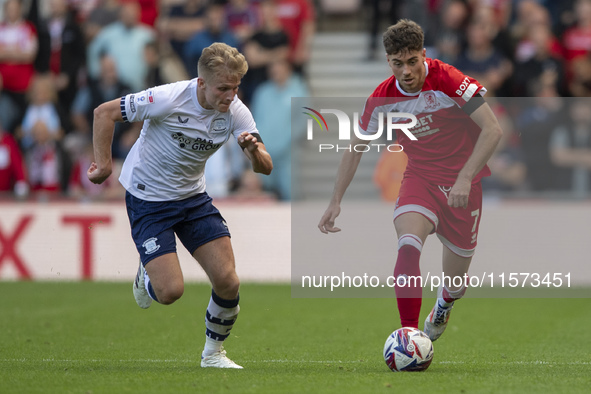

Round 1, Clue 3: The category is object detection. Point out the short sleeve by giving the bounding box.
[437,61,486,107]
[120,85,174,123]
[358,97,382,135]
[231,102,258,139]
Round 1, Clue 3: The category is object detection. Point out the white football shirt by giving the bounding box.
[118,78,258,201]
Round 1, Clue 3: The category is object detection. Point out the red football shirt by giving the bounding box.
[0,133,27,191]
[359,58,490,186]
[0,20,37,93]
[562,26,591,62]
[275,0,315,62]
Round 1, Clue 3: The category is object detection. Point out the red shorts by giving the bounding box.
[393,174,483,257]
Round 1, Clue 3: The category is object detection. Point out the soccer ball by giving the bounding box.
[383,327,434,372]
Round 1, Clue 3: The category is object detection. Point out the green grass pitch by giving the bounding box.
[1,282,590,393]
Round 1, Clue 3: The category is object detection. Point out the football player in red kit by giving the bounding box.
[318,19,502,341]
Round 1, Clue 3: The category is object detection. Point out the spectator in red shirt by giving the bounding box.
[137,0,159,27]
[274,0,315,75]
[0,121,28,198]
[0,0,39,132]
[562,0,591,79]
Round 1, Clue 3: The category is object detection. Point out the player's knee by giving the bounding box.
[214,271,240,300]
[158,281,184,305]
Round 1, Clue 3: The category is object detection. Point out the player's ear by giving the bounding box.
[422,48,426,59]
[197,77,206,89]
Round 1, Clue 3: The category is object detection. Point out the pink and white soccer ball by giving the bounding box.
[383,327,434,372]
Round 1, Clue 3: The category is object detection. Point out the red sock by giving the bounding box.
[394,236,423,328]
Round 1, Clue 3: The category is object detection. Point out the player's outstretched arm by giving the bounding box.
[238,131,273,175]
[448,102,503,208]
[318,134,367,234]
[88,98,124,184]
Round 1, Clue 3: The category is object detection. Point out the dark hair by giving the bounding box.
[382,19,424,55]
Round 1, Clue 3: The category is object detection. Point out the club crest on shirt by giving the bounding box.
[424,91,439,110]
[211,117,228,133]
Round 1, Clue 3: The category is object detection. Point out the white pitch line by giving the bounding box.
[0,359,590,366]
[0,359,362,364]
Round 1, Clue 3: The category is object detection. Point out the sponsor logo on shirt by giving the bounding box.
[455,77,478,101]
[408,114,441,138]
[136,91,155,106]
[455,77,471,96]
[130,94,136,113]
[178,116,189,124]
[171,132,222,151]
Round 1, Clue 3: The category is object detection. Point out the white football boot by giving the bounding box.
[133,261,152,309]
[201,348,243,369]
[424,286,453,342]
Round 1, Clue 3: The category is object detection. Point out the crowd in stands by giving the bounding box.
[0,0,313,201]
[0,0,590,202]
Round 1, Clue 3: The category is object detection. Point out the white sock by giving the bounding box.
[143,271,158,302]
[144,271,151,294]
[203,337,223,357]
[202,291,240,357]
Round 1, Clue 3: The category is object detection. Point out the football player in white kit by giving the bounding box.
[88,43,273,369]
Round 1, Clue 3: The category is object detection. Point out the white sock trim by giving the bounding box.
[398,234,423,251]
[144,271,151,294]
[444,283,466,299]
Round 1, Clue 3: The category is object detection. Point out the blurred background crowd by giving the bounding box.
[0,0,590,202]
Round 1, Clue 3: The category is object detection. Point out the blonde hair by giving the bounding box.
[197,42,248,82]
